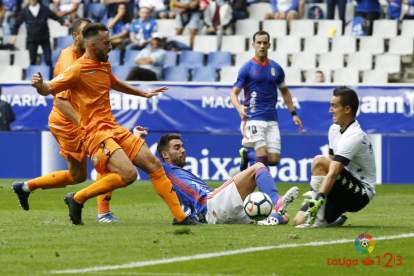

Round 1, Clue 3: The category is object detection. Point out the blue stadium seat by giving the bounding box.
[88,3,107,20]
[25,65,51,81]
[164,66,189,82]
[164,51,177,69]
[123,50,141,66]
[41,50,61,66]
[56,36,73,50]
[111,66,134,81]
[179,51,204,69]
[108,50,121,66]
[207,51,232,70]
[192,67,217,82]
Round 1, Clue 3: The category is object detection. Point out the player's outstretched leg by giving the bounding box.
[64,192,84,225]
[11,182,31,211]
[95,172,122,223]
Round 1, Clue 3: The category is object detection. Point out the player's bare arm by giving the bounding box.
[111,80,168,98]
[230,87,249,120]
[56,98,79,125]
[279,86,303,133]
[319,160,345,196]
[31,71,55,96]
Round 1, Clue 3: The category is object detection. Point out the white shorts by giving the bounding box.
[206,178,253,224]
[240,120,281,154]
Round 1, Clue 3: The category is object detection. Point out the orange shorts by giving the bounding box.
[49,108,86,162]
[86,126,145,174]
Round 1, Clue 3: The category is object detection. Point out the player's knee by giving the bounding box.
[312,155,326,171]
[123,168,138,185]
[69,170,88,184]
[292,211,306,226]
[283,214,290,224]
[253,162,265,169]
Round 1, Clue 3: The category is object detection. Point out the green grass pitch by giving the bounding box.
[1,179,414,276]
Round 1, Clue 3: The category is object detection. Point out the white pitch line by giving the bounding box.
[49,233,414,274]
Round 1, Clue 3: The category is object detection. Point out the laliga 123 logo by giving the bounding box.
[355,233,375,254]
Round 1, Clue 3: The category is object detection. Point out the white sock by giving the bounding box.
[310,176,326,221]
[22,182,31,192]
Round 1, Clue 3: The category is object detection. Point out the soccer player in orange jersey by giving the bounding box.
[30,23,199,226]
[12,18,121,222]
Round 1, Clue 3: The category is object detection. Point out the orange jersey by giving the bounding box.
[48,46,82,126]
[48,56,119,138]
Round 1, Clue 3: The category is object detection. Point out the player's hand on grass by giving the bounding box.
[145,86,168,98]
[304,198,325,225]
[133,126,148,137]
[293,115,303,134]
[238,106,250,120]
[31,71,44,90]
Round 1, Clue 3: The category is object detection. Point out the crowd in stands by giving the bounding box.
[0,0,413,83]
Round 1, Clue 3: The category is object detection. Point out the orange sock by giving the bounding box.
[27,171,76,191]
[73,173,126,204]
[97,192,112,214]
[149,167,187,222]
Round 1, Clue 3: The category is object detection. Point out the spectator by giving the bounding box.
[0,0,5,23]
[201,0,232,50]
[0,85,16,131]
[174,0,200,48]
[127,7,158,50]
[199,0,208,10]
[314,70,324,83]
[100,0,134,19]
[387,0,402,20]
[326,0,346,33]
[2,0,18,34]
[139,0,167,18]
[264,0,299,26]
[11,0,71,66]
[402,0,414,19]
[126,32,166,81]
[52,0,80,21]
[159,0,176,18]
[108,3,131,50]
[355,0,381,35]
[230,0,247,22]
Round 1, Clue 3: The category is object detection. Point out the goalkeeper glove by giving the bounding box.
[304,193,325,225]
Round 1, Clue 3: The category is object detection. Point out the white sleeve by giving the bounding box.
[333,133,361,165]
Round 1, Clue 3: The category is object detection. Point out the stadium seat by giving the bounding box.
[124,50,141,66]
[318,53,344,70]
[41,50,61,66]
[362,70,388,84]
[333,68,359,84]
[375,55,401,74]
[166,35,191,47]
[25,65,51,81]
[56,35,73,50]
[207,51,232,70]
[164,66,189,82]
[13,50,31,69]
[291,53,316,70]
[164,51,178,69]
[2,35,26,51]
[275,37,301,54]
[304,3,327,20]
[108,50,121,66]
[305,69,331,83]
[388,37,414,56]
[249,3,272,20]
[401,20,414,37]
[88,3,107,19]
[0,66,22,81]
[359,37,384,55]
[372,20,397,38]
[235,52,254,67]
[193,35,218,53]
[268,52,288,69]
[221,36,246,54]
[303,37,329,54]
[156,20,177,38]
[262,20,287,39]
[179,51,204,69]
[0,51,11,66]
[331,37,356,54]
[289,20,315,37]
[235,19,260,39]
[192,67,217,82]
[220,66,239,83]
[316,20,343,36]
[284,68,302,83]
[49,20,69,38]
[111,66,134,81]
[347,53,372,71]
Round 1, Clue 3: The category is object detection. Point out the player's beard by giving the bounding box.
[96,47,109,62]
[171,153,186,168]
[78,38,85,53]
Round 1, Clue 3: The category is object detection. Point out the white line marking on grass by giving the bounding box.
[49,233,414,274]
[92,273,250,276]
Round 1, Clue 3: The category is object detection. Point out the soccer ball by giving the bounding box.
[243,191,274,221]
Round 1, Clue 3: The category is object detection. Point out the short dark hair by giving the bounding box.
[71,18,91,34]
[82,23,109,41]
[333,86,359,117]
[115,3,132,24]
[157,133,182,162]
[253,31,270,43]
[316,70,324,75]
